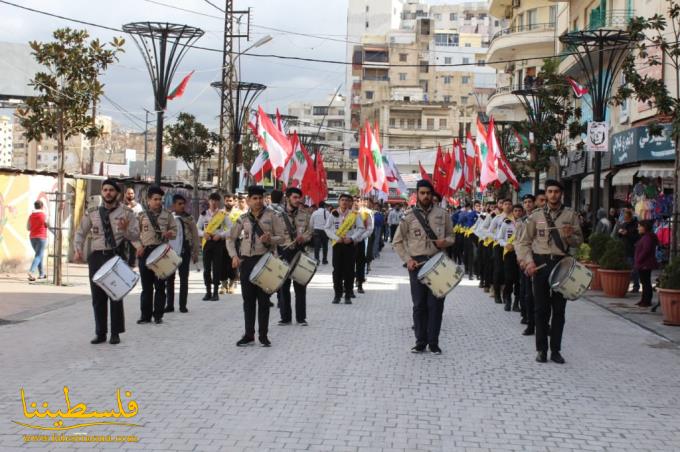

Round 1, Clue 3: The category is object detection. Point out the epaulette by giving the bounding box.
[331,209,339,217]
[87,206,98,214]
[200,210,207,216]
[504,218,512,224]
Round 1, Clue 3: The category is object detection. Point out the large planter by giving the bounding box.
[599,269,631,298]
[658,288,680,326]
[584,263,601,290]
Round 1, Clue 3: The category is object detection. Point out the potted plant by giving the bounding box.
[598,239,632,298]
[658,256,680,326]
[586,233,611,291]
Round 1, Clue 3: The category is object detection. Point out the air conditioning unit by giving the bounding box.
[512,0,520,8]
[504,6,513,19]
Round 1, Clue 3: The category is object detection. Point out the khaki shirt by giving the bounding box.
[279,205,313,247]
[392,204,455,263]
[75,203,141,254]
[138,208,177,247]
[226,207,285,258]
[515,205,584,265]
[176,212,200,261]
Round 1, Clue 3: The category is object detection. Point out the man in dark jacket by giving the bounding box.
[612,208,640,293]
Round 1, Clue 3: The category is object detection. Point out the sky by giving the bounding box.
[0,0,351,132]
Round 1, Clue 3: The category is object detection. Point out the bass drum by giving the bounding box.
[146,244,182,280]
[548,256,593,300]
[289,252,318,286]
[249,252,290,294]
[92,255,139,301]
[417,252,464,298]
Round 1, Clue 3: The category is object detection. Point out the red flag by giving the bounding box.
[358,124,376,193]
[418,161,431,182]
[480,117,499,190]
[567,77,589,98]
[167,71,195,100]
[313,153,328,204]
[464,132,477,191]
[433,145,447,195]
[276,108,284,132]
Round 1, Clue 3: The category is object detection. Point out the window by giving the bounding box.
[404,96,410,102]
[389,118,396,127]
[365,91,374,100]
[407,119,416,128]
[439,118,447,129]
[366,5,369,12]
[419,61,429,73]
[443,95,452,103]
[327,119,344,127]
[443,76,452,84]
[527,9,537,30]
[399,72,407,81]
[464,43,471,47]
[462,57,470,64]
[434,13,441,20]
[399,118,405,127]
[434,33,459,46]
[549,6,557,26]
[462,76,470,84]
[426,118,435,130]
[444,57,452,64]
[477,59,485,66]
[494,20,499,27]
[450,13,458,21]
[348,171,357,181]
[327,171,343,183]
[365,21,369,29]
[313,106,329,115]
[399,53,407,62]
[460,96,468,105]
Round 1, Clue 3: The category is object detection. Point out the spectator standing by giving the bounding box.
[593,208,612,235]
[387,205,402,242]
[612,208,640,293]
[634,220,659,307]
[27,200,49,281]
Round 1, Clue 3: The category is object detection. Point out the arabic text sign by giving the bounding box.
[610,123,676,165]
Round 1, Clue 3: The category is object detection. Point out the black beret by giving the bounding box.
[247,185,266,196]
[522,194,536,201]
[338,193,353,200]
[544,179,564,191]
[416,179,434,191]
[102,179,121,193]
[286,187,303,197]
[147,185,164,197]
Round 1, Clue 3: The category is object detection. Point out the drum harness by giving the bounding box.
[280,208,301,259]
[247,210,270,256]
[144,208,165,247]
[541,206,570,296]
[412,208,439,264]
[98,205,126,258]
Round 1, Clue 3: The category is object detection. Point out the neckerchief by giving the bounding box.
[98,204,118,250]
[145,208,163,242]
[248,210,266,253]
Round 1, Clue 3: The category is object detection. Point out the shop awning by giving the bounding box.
[581,171,611,189]
[637,163,676,178]
[612,167,639,186]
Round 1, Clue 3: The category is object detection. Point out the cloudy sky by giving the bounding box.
[0,0,353,132]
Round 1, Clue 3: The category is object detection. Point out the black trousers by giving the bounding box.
[533,255,567,352]
[88,251,125,336]
[220,246,236,282]
[453,232,464,264]
[312,229,328,262]
[389,224,398,241]
[139,246,166,322]
[332,242,356,297]
[639,269,653,304]
[464,235,476,277]
[478,242,488,286]
[202,239,224,290]
[409,266,444,347]
[492,245,504,295]
[355,239,367,284]
[126,241,137,268]
[166,247,191,310]
[240,255,271,338]
[502,251,520,303]
[278,249,307,323]
[520,272,535,329]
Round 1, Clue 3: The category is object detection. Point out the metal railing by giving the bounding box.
[587,9,634,30]
[491,22,556,45]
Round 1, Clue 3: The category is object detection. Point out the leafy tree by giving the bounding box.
[614,1,680,256]
[166,113,221,218]
[17,28,124,285]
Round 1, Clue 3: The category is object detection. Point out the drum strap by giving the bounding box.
[145,209,164,242]
[412,208,438,241]
[543,207,568,255]
[98,206,118,250]
[281,209,297,242]
[248,211,267,254]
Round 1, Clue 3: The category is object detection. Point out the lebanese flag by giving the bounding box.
[253,106,293,177]
[167,70,195,100]
[248,114,271,181]
[383,153,408,197]
[567,77,589,98]
[464,132,477,191]
[368,122,388,193]
[480,117,499,190]
[475,117,487,171]
[358,126,375,194]
[449,140,465,193]
[291,137,313,189]
[276,108,284,132]
[488,117,520,190]
[280,132,300,188]
[418,161,432,182]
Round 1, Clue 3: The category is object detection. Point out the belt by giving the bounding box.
[533,253,564,261]
[92,249,117,256]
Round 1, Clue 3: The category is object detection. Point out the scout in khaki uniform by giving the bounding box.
[392,180,455,355]
[515,180,583,364]
[498,204,524,312]
[227,185,286,347]
[517,194,536,335]
[277,187,313,326]
[165,194,200,313]
[75,179,140,345]
[197,192,230,301]
[136,186,177,325]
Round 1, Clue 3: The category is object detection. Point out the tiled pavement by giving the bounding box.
[1,247,680,451]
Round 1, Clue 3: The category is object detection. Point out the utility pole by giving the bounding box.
[88,99,97,174]
[144,109,151,181]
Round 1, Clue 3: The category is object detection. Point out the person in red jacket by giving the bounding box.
[26,200,49,281]
[634,220,659,307]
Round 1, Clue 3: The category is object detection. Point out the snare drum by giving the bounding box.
[249,252,290,294]
[289,252,318,286]
[417,252,464,298]
[146,244,182,279]
[93,255,139,301]
[548,256,593,300]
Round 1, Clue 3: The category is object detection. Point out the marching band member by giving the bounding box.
[219,192,239,295]
[353,196,374,296]
[490,199,511,304]
[197,192,230,301]
[137,186,177,325]
[75,179,140,345]
[165,194,200,313]
[324,193,365,304]
[517,194,536,334]
[227,185,285,347]
[478,203,497,292]
[472,207,488,286]
[463,201,481,280]
[498,204,524,312]
[393,180,454,355]
[515,180,583,364]
[277,187,312,326]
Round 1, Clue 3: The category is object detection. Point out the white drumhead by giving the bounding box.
[251,253,272,276]
[549,257,575,289]
[93,256,120,280]
[168,216,183,254]
[417,252,444,278]
[147,244,169,264]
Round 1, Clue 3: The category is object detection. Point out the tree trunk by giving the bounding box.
[54,112,65,286]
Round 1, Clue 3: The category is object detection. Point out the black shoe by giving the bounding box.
[211,294,219,301]
[278,320,291,326]
[429,344,442,355]
[478,281,484,288]
[269,301,275,307]
[202,293,211,301]
[469,274,474,280]
[504,300,511,311]
[164,307,174,313]
[109,334,120,345]
[520,317,528,325]
[522,328,535,336]
[512,302,521,312]
[298,320,308,326]
[550,352,566,364]
[536,351,547,363]
[322,260,328,265]
[349,292,356,298]
[332,297,341,304]
[495,296,503,304]
[259,336,271,347]
[179,307,188,313]
[154,318,163,324]
[90,335,106,344]
[136,319,151,324]
[344,297,352,304]
[236,336,255,346]
[357,286,365,294]
[411,344,426,353]
[631,287,640,294]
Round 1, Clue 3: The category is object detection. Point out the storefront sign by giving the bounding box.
[610,123,675,165]
[587,121,608,152]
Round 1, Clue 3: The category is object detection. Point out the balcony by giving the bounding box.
[486,83,530,120]
[487,22,556,68]
[587,9,634,30]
